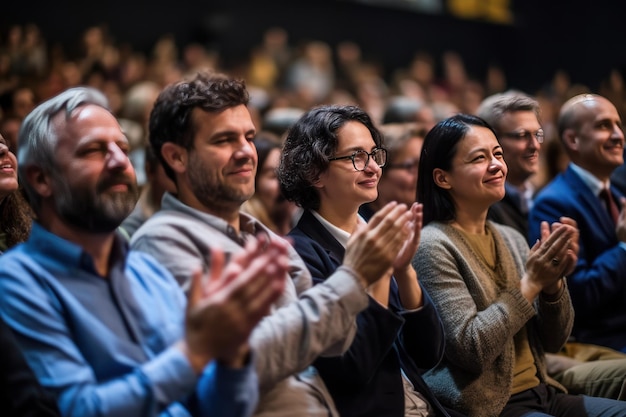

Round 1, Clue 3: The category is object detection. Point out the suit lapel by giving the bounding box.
[297,211,345,265]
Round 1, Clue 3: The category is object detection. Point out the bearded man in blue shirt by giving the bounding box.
[0,86,288,417]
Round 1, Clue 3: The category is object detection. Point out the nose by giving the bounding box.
[106,142,130,169]
[529,135,542,149]
[489,156,505,171]
[0,143,7,156]
[234,137,256,159]
[611,123,625,139]
[363,156,381,173]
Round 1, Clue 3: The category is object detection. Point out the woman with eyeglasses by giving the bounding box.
[278,104,465,417]
[359,122,427,221]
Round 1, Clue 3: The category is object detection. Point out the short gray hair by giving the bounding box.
[476,91,540,132]
[17,87,110,211]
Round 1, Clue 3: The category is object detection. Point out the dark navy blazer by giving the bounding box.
[529,165,626,352]
[288,209,459,417]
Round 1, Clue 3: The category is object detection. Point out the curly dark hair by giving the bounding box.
[278,104,383,210]
[148,71,250,182]
[0,190,32,250]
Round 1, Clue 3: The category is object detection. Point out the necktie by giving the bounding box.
[599,188,620,224]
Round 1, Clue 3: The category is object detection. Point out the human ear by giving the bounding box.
[24,166,53,198]
[161,142,188,174]
[562,129,578,151]
[433,168,451,189]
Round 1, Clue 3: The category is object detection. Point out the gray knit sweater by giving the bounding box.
[412,221,573,417]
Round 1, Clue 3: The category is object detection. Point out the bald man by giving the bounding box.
[529,94,626,353]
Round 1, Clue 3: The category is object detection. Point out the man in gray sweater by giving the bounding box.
[131,71,418,416]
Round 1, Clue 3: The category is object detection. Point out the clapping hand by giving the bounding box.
[524,217,579,299]
[182,236,288,372]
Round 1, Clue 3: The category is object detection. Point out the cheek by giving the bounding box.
[390,171,417,189]
[257,176,279,200]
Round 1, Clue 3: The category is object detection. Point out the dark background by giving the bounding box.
[3,0,625,94]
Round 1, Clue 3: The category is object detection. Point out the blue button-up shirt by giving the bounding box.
[0,223,257,417]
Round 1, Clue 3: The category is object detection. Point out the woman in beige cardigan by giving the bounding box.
[412,114,626,417]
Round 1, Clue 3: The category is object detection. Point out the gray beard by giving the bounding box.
[54,177,139,233]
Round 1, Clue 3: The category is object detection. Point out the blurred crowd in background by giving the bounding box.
[1,22,625,192]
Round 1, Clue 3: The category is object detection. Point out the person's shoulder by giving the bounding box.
[131,208,201,245]
[421,222,451,240]
[0,242,40,275]
[534,171,574,201]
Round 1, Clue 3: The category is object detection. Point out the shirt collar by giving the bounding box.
[27,222,129,276]
[161,191,269,246]
[310,210,365,248]
[569,163,610,196]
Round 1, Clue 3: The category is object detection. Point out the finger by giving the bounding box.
[351,202,407,249]
[187,269,204,309]
[559,216,578,230]
[540,221,550,242]
[411,203,423,245]
[221,238,265,286]
[245,256,288,318]
[209,248,226,282]
[228,247,287,301]
[366,201,400,230]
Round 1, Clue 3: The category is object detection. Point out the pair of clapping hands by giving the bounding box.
[523,217,579,301]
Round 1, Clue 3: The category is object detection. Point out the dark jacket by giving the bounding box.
[288,209,458,417]
[529,165,626,352]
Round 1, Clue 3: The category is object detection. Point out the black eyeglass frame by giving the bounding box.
[328,147,387,172]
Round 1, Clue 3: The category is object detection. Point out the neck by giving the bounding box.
[317,201,360,234]
[450,207,488,235]
[575,161,612,183]
[177,188,242,233]
[44,218,116,277]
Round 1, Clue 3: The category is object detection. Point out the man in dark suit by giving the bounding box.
[529,94,626,353]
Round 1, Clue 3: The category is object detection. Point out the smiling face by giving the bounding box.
[497,110,542,186]
[565,96,624,180]
[0,134,18,202]
[378,136,422,206]
[181,105,258,216]
[434,125,507,213]
[316,121,381,215]
[256,147,282,212]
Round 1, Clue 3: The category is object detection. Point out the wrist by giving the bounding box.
[178,341,211,374]
[217,344,251,369]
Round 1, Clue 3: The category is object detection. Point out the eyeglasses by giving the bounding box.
[385,159,419,172]
[328,147,387,172]
[499,129,545,144]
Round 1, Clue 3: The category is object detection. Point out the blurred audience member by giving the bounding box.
[0,133,31,253]
[121,144,176,238]
[241,133,298,235]
[360,122,426,219]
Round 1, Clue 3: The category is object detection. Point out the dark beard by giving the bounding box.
[187,154,254,212]
[54,174,139,233]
